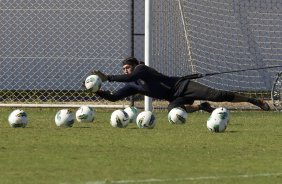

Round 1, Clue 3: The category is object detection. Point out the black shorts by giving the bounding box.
[168,81,235,111]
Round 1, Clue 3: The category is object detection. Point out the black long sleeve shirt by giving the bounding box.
[96,64,186,101]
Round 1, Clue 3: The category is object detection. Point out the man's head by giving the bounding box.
[122,57,139,74]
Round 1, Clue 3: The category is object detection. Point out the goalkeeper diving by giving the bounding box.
[89,57,270,113]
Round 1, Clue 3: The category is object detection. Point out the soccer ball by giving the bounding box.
[124,106,139,123]
[207,107,230,132]
[168,107,188,124]
[110,109,130,128]
[84,75,102,92]
[8,109,28,128]
[136,111,156,129]
[55,109,75,127]
[76,105,95,123]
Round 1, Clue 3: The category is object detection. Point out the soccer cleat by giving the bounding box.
[253,100,270,111]
[199,102,215,113]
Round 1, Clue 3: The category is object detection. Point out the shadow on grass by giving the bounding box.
[72,127,92,129]
[225,130,239,133]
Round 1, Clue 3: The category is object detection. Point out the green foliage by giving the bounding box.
[0,109,282,184]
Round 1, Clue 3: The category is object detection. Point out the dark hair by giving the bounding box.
[122,57,139,66]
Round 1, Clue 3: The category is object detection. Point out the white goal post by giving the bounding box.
[144,0,153,111]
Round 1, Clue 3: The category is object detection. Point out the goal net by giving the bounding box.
[149,0,282,109]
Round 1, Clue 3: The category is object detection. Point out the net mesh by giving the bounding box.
[148,0,282,109]
[167,0,282,94]
[0,0,132,106]
[1,0,282,109]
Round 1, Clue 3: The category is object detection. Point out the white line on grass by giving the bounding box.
[82,172,282,184]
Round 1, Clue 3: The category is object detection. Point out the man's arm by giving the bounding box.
[107,65,148,82]
[95,85,139,102]
[92,65,150,83]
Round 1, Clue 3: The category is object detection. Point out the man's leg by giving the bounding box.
[185,102,215,113]
[185,81,270,111]
[173,103,215,113]
[184,104,199,113]
[232,94,270,111]
[168,97,215,113]
[209,91,270,111]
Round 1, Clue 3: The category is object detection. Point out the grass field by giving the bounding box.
[0,108,282,184]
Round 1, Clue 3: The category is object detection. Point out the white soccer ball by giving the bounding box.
[207,107,230,132]
[55,109,75,127]
[136,111,156,129]
[8,109,28,128]
[124,106,139,123]
[168,107,188,124]
[110,109,130,128]
[84,75,102,92]
[76,105,95,123]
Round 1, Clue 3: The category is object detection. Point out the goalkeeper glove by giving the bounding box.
[91,70,108,82]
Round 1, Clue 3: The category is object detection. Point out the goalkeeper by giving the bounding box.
[92,57,270,113]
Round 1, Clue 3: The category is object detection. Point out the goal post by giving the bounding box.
[144,0,153,111]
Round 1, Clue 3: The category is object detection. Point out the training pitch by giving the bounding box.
[0,108,282,184]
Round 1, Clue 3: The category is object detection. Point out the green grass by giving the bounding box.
[0,108,282,184]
